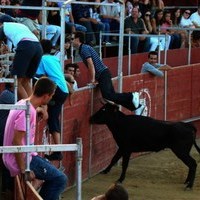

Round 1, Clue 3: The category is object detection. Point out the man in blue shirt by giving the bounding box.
[141,51,172,77]
[72,31,144,115]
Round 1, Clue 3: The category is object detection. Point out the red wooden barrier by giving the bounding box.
[14,175,42,200]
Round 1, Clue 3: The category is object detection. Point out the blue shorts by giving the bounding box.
[11,40,43,78]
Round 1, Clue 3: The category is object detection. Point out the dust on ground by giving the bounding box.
[62,142,200,200]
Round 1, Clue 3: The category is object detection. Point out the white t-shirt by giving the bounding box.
[100,0,119,17]
[179,16,193,27]
[190,11,200,26]
[3,22,38,47]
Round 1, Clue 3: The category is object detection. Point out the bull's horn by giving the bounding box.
[103,98,119,107]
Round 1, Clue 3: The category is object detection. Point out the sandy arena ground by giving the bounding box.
[62,140,200,200]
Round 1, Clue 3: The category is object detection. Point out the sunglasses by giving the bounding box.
[184,11,190,15]
[145,14,151,16]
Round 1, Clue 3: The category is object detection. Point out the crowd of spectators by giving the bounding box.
[0,0,200,54]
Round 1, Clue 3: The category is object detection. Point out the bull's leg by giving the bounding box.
[101,149,122,174]
[117,152,131,183]
[172,148,197,189]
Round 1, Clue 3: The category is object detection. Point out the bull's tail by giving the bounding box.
[187,122,200,154]
[194,140,200,154]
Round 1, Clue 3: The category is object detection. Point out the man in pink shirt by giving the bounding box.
[3,77,67,200]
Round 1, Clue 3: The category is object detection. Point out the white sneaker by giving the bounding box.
[135,105,145,115]
[105,42,112,45]
[132,92,139,108]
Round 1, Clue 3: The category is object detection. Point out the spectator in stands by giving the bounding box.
[15,0,41,38]
[142,9,164,51]
[65,73,75,94]
[180,9,195,28]
[0,78,15,200]
[0,0,10,14]
[73,63,81,90]
[16,0,61,47]
[151,0,164,16]
[72,0,104,46]
[190,5,200,28]
[124,6,150,54]
[151,8,171,50]
[160,10,181,49]
[3,77,68,200]
[171,8,182,27]
[4,0,20,17]
[65,63,79,90]
[37,11,61,48]
[36,39,69,161]
[171,8,188,48]
[125,0,134,17]
[0,16,43,100]
[90,0,111,44]
[100,0,120,42]
[138,0,152,18]
[141,51,172,76]
[17,0,41,20]
[91,183,129,200]
[54,36,71,61]
[57,2,87,34]
[72,31,145,115]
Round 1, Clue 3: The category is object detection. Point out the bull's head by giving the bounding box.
[90,102,120,124]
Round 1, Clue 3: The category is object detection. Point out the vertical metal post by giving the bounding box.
[117,2,125,93]
[25,100,31,172]
[128,31,131,75]
[14,75,18,103]
[58,2,67,170]
[41,0,47,39]
[188,30,192,65]
[164,34,168,65]
[89,87,94,178]
[76,138,82,200]
[99,31,102,59]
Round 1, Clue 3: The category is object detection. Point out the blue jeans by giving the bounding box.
[30,155,67,200]
[125,36,150,54]
[66,22,87,32]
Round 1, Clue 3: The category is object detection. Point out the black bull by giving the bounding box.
[89,103,200,189]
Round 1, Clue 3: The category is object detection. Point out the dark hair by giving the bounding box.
[105,184,129,200]
[33,77,56,97]
[154,8,163,25]
[40,39,52,54]
[148,51,158,58]
[72,63,79,73]
[74,31,85,43]
[65,63,75,71]
[0,14,16,23]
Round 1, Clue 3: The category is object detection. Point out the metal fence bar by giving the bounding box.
[0,144,80,154]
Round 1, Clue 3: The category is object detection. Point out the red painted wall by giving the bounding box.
[164,0,199,6]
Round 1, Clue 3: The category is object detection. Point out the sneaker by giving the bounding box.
[134,105,145,115]
[132,92,140,108]
[44,152,63,161]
